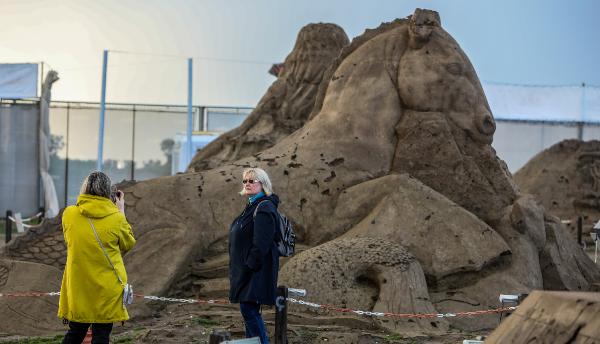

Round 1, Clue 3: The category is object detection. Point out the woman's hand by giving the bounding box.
[115,190,125,214]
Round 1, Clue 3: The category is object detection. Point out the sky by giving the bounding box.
[1,0,600,108]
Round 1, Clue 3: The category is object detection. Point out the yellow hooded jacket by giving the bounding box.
[58,194,136,323]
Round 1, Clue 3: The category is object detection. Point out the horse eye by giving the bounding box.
[445,62,463,76]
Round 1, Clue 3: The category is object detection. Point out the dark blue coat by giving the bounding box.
[229,194,280,305]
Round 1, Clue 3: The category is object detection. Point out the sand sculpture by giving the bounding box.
[515,139,600,241]
[0,260,63,335]
[2,8,599,335]
[485,290,600,343]
[187,23,349,172]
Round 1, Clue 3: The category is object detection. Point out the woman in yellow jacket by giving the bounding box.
[58,171,136,344]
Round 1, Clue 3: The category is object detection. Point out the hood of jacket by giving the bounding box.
[76,194,120,218]
[263,193,280,208]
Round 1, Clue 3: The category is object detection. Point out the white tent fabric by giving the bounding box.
[39,71,60,218]
[0,63,38,99]
[584,87,600,122]
[483,82,600,123]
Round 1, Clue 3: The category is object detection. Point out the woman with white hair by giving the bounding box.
[58,171,136,344]
[229,167,280,344]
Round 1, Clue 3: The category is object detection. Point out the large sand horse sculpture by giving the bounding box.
[2,8,598,335]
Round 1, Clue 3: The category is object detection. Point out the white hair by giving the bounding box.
[239,167,273,196]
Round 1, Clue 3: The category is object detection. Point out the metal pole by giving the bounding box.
[64,103,70,206]
[596,225,600,262]
[275,286,288,344]
[577,216,583,246]
[39,61,43,98]
[97,50,109,171]
[5,210,12,244]
[131,105,136,180]
[200,106,207,131]
[187,58,193,166]
[579,82,586,140]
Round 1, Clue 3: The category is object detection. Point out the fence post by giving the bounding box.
[275,286,288,344]
[5,210,12,243]
[577,216,583,246]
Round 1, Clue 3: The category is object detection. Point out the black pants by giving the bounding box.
[62,321,113,344]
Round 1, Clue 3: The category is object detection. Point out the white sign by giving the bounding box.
[0,63,39,99]
[14,212,25,233]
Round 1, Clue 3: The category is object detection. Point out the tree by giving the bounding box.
[49,134,65,157]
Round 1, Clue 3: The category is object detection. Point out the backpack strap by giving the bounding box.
[252,199,273,218]
[253,200,281,241]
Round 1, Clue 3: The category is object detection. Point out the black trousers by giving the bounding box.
[62,321,113,344]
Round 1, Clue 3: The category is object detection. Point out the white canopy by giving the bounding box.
[0,63,38,99]
[483,82,600,123]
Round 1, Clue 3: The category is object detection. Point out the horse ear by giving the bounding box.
[408,8,441,49]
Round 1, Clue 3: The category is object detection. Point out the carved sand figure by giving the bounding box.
[188,23,349,172]
[2,8,598,336]
[89,8,600,332]
[516,139,600,240]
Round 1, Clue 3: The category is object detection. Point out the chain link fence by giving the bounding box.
[47,101,252,208]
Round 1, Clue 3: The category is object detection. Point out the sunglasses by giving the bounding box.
[242,179,260,184]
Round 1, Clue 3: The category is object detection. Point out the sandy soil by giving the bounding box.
[0,302,491,343]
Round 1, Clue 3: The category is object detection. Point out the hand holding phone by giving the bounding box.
[115,190,125,213]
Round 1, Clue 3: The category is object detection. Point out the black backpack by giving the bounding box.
[254,200,295,257]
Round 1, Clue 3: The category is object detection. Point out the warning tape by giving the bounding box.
[0,291,517,318]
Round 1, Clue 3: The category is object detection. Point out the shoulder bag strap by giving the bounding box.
[87,217,124,286]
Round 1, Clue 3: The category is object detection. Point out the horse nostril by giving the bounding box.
[478,113,496,135]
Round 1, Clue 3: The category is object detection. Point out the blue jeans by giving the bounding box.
[240,302,269,344]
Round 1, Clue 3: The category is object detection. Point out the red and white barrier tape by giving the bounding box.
[287,298,517,318]
[0,291,517,318]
